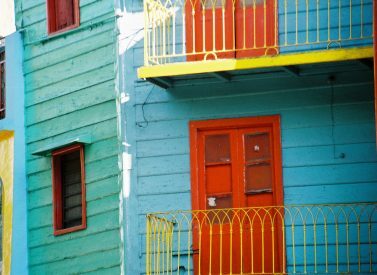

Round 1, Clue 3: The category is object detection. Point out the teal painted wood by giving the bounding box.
[14,0,122,272]
[121,9,377,270]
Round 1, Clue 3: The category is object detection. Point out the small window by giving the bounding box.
[0,46,5,120]
[52,144,86,235]
[47,0,80,35]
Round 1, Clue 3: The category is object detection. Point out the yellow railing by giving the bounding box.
[143,0,373,66]
[146,203,377,274]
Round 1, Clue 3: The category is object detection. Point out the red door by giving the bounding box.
[185,0,277,61]
[190,116,284,274]
[235,0,278,58]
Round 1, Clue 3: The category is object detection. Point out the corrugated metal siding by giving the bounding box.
[15,0,122,273]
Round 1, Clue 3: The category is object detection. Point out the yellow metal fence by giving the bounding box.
[144,0,373,66]
[146,203,377,274]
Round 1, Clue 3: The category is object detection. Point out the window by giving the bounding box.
[0,46,5,120]
[47,0,80,35]
[52,144,86,235]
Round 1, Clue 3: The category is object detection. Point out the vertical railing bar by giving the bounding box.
[212,2,216,53]
[230,220,233,274]
[361,0,364,38]
[202,3,206,55]
[240,211,244,275]
[338,0,341,41]
[357,221,361,272]
[232,0,235,51]
[144,0,149,65]
[152,18,156,61]
[182,3,186,56]
[292,221,296,273]
[222,0,225,51]
[192,6,196,54]
[349,0,353,39]
[335,218,339,273]
[313,220,317,273]
[146,215,150,275]
[162,17,166,64]
[346,222,350,273]
[316,0,320,43]
[282,213,286,275]
[303,220,307,273]
[306,0,309,44]
[263,0,267,48]
[271,211,275,274]
[254,0,257,48]
[324,0,331,42]
[251,221,254,274]
[295,0,298,45]
[324,216,328,273]
[219,219,223,275]
[197,218,201,275]
[261,217,265,274]
[187,220,191,275]
[176,219,181,275]
[157,220,161,275]
[209,224,213,275]
[172,9,176,56]
[274,0,277,47]
[284,0,287,46]
[369,219,372,272]
[243,0,246,49]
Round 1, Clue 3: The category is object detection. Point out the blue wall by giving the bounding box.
[123,34,376,273]
[120,0,377,273]
[0,31,28,275]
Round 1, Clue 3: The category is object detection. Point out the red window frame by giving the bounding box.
[47,0,80,35]
[0,48,5,120]
[52,143,87,236]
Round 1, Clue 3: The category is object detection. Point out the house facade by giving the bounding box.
[0,31,28,275]
[12,0,124,273]
[131,0,377,274]
[2,0,377,274]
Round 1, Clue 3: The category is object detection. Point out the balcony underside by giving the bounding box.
[138,47,374,89]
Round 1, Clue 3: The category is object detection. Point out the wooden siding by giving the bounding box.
[15,0,121,273]
[121,4,377,267]
[133,76,377,273]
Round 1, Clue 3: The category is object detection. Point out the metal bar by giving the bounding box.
[374,0,377,147]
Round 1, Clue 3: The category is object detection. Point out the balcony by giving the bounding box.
[146,203,377,274]
[137,0,374,88]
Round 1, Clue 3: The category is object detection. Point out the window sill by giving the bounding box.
[54,223,86,236]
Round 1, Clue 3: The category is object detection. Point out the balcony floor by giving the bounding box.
[138,47,373,89]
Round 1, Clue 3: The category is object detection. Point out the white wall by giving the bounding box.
[0,0,16,37]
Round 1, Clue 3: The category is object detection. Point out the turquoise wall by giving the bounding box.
[127,68,377,274]
[0,31,28,275]
[14,0,123,273]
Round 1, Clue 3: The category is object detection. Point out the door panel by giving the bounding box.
[235,0,278,58]
[186,0,235,61]
[186,0,277,61]
[191,116,284,274]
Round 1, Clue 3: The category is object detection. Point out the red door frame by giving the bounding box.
[189,115,284,273]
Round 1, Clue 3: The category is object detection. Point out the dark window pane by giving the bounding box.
[245,162,272,194]
[60,150,82,228]
[244,132,270,161]
[205,134,231,163]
